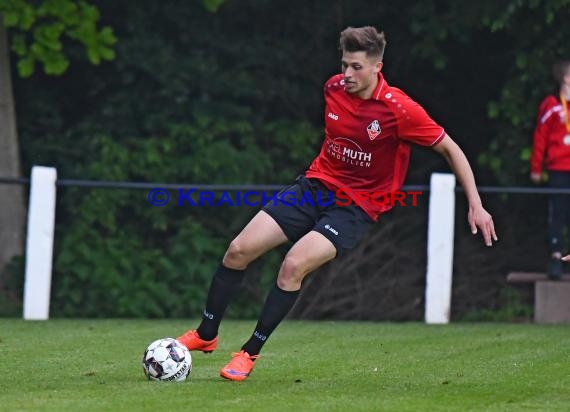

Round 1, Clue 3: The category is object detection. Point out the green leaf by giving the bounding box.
[43,54,69,75]
[99,26,116,45]
[34,23,65,51]
[3,11,20,27]
[98,46,115,61]
[202,0,226,12]
[520,147,531,161]
[17,55,35,77]
[19,4,36,30]
[10,34,27,56]
[86,47,101,64]
[487,102,499,118]
[78,1,100,22]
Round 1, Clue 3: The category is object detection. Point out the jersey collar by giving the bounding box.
[371,72,386,101]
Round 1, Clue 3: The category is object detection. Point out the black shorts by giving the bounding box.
[262,175,373,255]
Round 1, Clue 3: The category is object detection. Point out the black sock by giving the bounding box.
[242,284,300,356]
[196,263,246,340]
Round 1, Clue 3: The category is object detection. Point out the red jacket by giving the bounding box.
[531,95,570,174]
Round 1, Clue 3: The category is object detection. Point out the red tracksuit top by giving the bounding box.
[305,73,445,220]
[531,94,570,174]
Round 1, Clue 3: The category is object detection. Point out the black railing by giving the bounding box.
[3,176,570,194]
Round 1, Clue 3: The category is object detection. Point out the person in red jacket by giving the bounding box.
[176,26,497,381]
[530,60,570,279]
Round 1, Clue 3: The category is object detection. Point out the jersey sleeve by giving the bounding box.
[530,96,557,174]
[396,97,445,147]
[323,74,344,95]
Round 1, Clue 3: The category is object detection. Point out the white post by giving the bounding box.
[23,166,57,320]
[425,173,456,324]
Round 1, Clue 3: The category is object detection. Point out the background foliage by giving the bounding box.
[3,0,570,319]
[0,0,116,76]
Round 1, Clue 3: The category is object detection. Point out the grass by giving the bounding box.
[1,319,569,411]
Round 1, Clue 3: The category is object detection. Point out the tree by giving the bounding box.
[0,0,116,282]
[0,18,24,291]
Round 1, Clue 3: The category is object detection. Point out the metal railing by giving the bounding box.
[4,175,570,194]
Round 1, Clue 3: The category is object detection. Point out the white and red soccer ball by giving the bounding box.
[142,338,192,382]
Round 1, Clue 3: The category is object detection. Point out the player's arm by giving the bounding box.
[432,134,498,247]
[530,124,546,183]
[530,101,550,183]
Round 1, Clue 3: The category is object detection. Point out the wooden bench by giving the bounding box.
[507,272,570,324]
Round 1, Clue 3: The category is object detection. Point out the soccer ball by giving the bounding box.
[142,338,192,382]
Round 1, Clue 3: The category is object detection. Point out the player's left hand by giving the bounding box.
[468,205,497,247]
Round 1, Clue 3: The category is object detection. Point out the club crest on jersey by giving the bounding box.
[367,120,381,140]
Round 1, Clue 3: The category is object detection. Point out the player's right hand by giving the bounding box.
[530,172,542,184]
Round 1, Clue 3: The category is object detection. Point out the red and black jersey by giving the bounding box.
[305,73,445,220]
[530,95,570,174]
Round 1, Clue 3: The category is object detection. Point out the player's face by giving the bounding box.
[341,51,383,99]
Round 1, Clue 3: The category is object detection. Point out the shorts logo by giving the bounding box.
[324,224,339,236]
[367,120,381,140]
[328,112,339,120]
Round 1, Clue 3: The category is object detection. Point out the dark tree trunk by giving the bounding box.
[0,19,25,279]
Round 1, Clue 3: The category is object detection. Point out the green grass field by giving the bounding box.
[1,319,569,411]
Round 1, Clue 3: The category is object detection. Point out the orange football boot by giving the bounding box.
[219,350,259,381]
[176,330,218,353]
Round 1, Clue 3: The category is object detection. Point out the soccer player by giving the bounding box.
[177,26,498,381]
[530,60,570,279]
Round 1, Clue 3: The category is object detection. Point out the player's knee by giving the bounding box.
[223,239,250,269]
[277,256,306,288]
